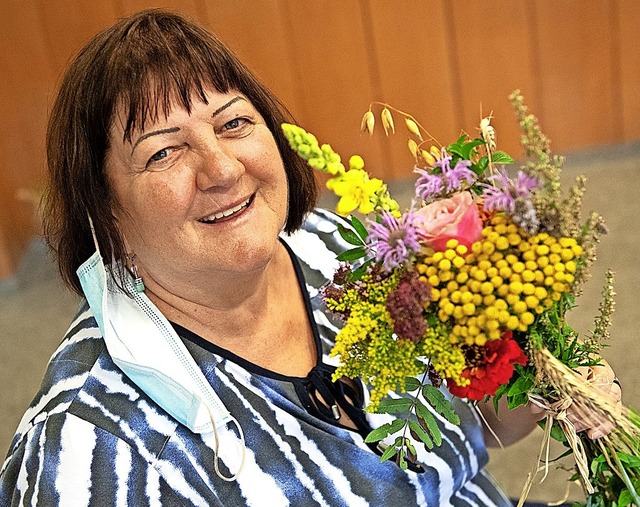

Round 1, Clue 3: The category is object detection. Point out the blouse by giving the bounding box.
[0,208,511,506]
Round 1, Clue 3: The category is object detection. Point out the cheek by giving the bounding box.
[245,140,289,202]
[118,176,194,240]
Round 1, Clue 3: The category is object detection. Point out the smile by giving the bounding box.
[198,195,253,223]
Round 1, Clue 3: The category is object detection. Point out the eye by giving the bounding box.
[149,148,169,163]
[221,117,252,133]
[145,147,177,169]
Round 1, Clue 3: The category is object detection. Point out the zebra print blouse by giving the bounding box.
[0,209,512,506]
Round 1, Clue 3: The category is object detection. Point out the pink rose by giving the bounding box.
[414,192,483,251]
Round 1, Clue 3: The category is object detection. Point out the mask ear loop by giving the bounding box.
[87,214,102,255]
[207,407,246,482]
[90,212,245,478]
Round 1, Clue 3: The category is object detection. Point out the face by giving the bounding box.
[105,88,289,292]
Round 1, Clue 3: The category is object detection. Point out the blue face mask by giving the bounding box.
[76,219,244,479]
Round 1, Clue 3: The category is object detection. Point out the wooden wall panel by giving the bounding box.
[37,1,119,81]
[0,0,53,277]
[534,1,619,151]
[618,0,640,141]
[201,0,302,123]
[365,0,458,181]
[280,0,389,180]
[121,0,206,24]
[449,1,539,159]
[0,1,638,278]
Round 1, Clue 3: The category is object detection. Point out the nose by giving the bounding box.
[195,139,245,191]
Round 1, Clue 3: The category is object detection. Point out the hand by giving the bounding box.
[567,360,622,440]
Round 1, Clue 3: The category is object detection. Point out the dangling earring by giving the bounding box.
[129,254,145,293]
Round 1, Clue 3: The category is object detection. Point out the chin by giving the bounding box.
[223,233,282,274]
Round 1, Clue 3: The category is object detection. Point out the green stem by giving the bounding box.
[612,449,640,506]
[401,364,433,463]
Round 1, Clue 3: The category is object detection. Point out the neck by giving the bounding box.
[143,242,316,375]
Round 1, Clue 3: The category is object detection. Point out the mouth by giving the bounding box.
[198,194,254,224]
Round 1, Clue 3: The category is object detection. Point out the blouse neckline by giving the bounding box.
[171,238,323,382]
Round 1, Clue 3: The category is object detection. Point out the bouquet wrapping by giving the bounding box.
[282,91,640,507]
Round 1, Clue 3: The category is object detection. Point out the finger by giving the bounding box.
[587,421,615,440]
[574,366,592,381]
[590,361,615,388]
[529,403,545,415]
[609,382,622,404]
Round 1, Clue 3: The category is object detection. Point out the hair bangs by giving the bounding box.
[113,18,242,142]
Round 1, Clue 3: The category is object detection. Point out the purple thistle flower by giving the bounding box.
[481,169,541,233]
[367,211,421,270]
[415,149,477,201]
[514,172,539,197]
[445,159,476,192]
[481,169,539,213]
[415,169,444,201]
[434,149,453,172]
[512,198,540,235]
[482,185,516,213]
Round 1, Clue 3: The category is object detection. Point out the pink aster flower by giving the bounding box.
[367,211,421,270]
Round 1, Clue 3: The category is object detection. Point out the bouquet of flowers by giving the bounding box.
[282,91,640,506]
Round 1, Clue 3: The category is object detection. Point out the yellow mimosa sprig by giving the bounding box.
[282,123,399,216]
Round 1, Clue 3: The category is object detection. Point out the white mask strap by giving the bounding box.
[208,406,246,482]
[87,213,101,254]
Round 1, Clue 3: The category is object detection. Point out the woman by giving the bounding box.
[0,10,619,506]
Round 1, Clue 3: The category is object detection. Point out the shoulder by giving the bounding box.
[2,302,181,473]
[281,208,355,287]
[0,410,188,506]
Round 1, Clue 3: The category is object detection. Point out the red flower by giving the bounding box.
[447,332,528,400]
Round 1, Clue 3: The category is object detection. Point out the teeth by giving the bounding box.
[201,198,251,223]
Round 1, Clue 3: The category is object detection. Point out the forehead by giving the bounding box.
[112,87,253,142]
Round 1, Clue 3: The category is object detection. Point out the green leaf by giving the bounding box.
[349,259,372,281]
[364,418,405,443]
[618,489,633,507]
[447,138,483,160]
[415,402,443,447]
[398,448,408,470]
[422,385,460,425]
[492,382,510,413]
[548,421,568,444]
[350,215,369,242]
[506,392,529,410]
[408,419,434,449]
[507,374,534,397]
[405,438,417,458]
[617,452,640,468]
[475,156,489,174]
[490,151,515,164]
[591,454,609,475]
[404,377,421,392]
[336,246,367,262]
[338,224,364,246]
[380,443,399,463]
[375,397,413,415]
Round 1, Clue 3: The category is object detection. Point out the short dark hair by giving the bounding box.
[43,9,317,295]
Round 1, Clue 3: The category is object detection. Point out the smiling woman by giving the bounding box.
[106,89,291,318]
[0,9,548,507]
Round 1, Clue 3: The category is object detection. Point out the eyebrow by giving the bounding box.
[130,97,247,154]
[211,96,246,118]
[131,127,180,154]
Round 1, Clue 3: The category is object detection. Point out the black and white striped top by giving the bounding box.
[0,209,511,506]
